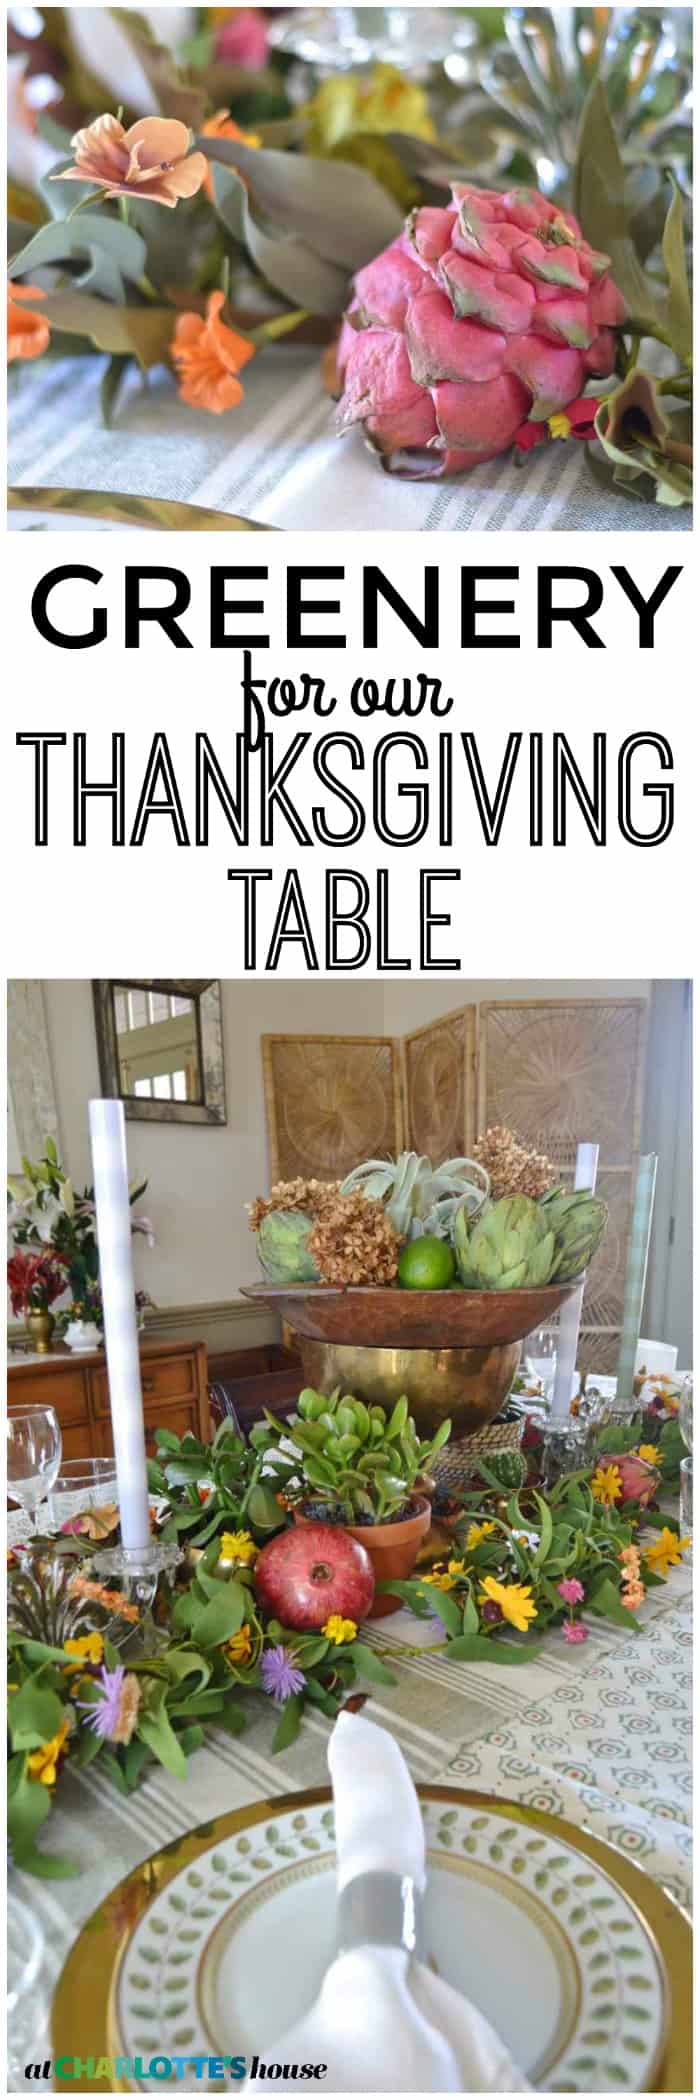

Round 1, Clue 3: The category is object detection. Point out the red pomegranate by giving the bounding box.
[254,1522,375,1630]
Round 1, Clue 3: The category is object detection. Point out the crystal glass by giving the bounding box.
[525,1327,557,1403]
[47,1455,118,1533]
[269,7,477,75]
[7,1893,45,2088]
[679,1373,692,1452]
[680,1455,692,1537]
[7,1407,62,1535]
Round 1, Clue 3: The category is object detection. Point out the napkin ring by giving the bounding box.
[336,1872,424,1959]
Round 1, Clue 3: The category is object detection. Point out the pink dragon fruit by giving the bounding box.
[334,183,626,477]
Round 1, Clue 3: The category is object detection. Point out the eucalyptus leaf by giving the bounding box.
[210,163,349,317]
[573,79,666,337]
[101,353,132,426]
[661,181,692,361]
[8,216,148,305]
[200,138,403,271]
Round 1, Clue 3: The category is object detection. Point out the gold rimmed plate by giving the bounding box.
[51,1787,691,2093]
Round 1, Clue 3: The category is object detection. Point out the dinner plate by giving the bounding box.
[52,1787,690,2094]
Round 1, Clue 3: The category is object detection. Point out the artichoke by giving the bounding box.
[256,1209,320,1284]
[340,1150,489,1240]
[454,1194,555,1290]
[538,1186,608,1281]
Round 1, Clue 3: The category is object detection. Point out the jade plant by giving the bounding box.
[147,1418,285,1549]
[250,1388,451,1526]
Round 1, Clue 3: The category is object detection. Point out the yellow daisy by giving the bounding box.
[591,1463,623,1507]
[637,1444,661,1465]
[27,1718,71,1787]
[62,1632,104,1673]
[480,1576,538,1634]
[218,1530,257,1566]
[644,1527,690,1579]
[322,1615,358,1645]
[224,1624,253,1667]
[421,1566,456,1591]
[465,1522,497,1552]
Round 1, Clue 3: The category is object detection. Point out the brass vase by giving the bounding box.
[25,1307,56,1355]
[297,1337,522,1441]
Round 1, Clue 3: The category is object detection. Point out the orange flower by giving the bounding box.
[200,110,260,201]
[620,1578,645,1610]
[51,114,206,209]
[171,290,256,413]
[8,283,50,363]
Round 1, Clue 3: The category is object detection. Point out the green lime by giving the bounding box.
[397,1235,456,1290]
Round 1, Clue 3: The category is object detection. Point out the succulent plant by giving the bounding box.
[454,1194,555,1290]
[256,1208,321,1284]
[340,1150,489,1240]
[334,181,625,477]
[539,1186,608,1280]
[250,1387,451,1526]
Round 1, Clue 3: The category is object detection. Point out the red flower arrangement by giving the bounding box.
[7,1249,68,1316]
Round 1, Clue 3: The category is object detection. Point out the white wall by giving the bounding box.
[40,980,384,1309]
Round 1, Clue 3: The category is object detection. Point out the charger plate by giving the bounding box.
[51,1786,691,2094]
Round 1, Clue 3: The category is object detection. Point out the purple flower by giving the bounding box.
[79,1664,126,1738]
[558,1577,585,1606]
[260,1645,307,1705]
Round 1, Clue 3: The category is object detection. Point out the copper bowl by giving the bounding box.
[240,1281,578,1439]
[240,1281,576,1347]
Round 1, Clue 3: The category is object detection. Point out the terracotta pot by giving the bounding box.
[347,1498,432,1619]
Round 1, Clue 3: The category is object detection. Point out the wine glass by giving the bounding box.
[679,1373,692,1451]
[7,1407,62,1536]
[525,1327,558,1404]
[679,1375,692,1541]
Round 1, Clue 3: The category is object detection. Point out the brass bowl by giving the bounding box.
[297,1337,522,1440]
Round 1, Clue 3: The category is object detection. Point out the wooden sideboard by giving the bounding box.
[7,1338,211,1459]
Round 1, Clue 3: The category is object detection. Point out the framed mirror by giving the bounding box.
[92,980,226,1125]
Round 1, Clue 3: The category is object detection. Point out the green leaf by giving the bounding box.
[413,1585,461,1636]
[209,161,349,317]
[201,138,403,272]
[661,181,692,361]
[444,1633,540,1664]
[36,290,175,374]
[351,1642,397,1686]
[573,79,666,336]
[588,1576,641,1631]
[386,1396,408,1439]
[8,1681,64,1752]
[190,1583,246,1649]
[271,1692,304,1752]
[247,1481,287,1532]
[137,1698,188,1780]
[462,1591,480,1635]
[9,216,148,306]
[7,1764,53,1862]
[532,1494,554,1569]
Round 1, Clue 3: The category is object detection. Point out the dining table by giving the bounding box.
[8,346,692,535]
[12,1551,690,2091]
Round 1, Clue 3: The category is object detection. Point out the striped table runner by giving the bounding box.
[8,351,691,533]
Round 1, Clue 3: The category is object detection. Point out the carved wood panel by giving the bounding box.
[262,1035,404,1184]
[402,1006,477,1161]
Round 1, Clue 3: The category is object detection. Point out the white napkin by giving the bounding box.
[246,1714,529,2092]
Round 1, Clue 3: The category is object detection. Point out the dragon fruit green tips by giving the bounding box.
[334,183,627,478]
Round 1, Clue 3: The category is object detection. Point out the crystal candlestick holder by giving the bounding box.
[91,1541,183,1653]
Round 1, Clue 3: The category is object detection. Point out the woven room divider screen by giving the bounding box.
[262,996,648,1373]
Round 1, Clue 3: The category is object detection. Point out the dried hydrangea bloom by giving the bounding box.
[247,1179,341,1233]
[309,1192,399,1286]
[473,1125,557,1202]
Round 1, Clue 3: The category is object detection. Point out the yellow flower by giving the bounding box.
[219,1530,257,1566]
[480,1576,538,1634]
[421,1565,456,1591]
[304,64,435,153]
[224,1625,253,1667]
[644,1527,690,1579]
[465,1522,497,1552]
[322,1615,358,1645]
[637,1444,661,1465]
[591,1463,623,1507]
[27,1718,70,1787]
[447,1558,467,1578]
[62,1632,104,1673]
[548,410,573,440]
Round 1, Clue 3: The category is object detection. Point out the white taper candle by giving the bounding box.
[89,1098,150,1551]
[550,1142,600,1419]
